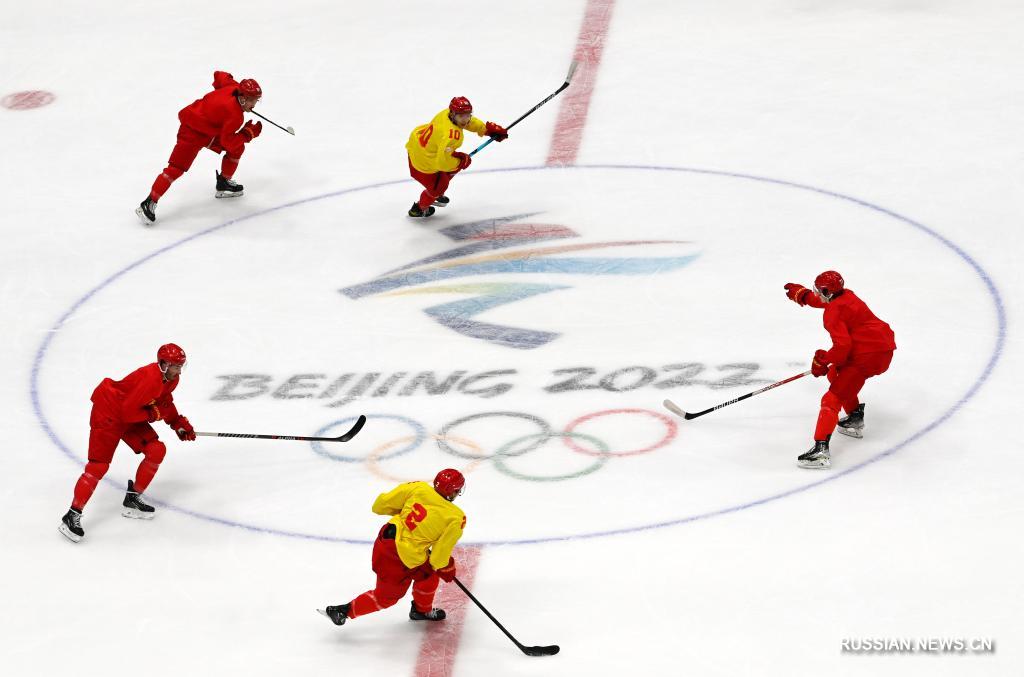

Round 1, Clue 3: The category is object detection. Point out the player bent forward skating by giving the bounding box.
[404,97,508,217]
[136,71,264,226]
[319,469,467,625]
[784,271,896,469]
[59,344,196,542]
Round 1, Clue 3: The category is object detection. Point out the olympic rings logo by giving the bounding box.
[310,409,678,483]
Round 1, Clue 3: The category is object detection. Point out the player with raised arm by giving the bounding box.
[784,271,896,469]
[319,469,467,626]
[405,97,508,217]
[59,344,196,542]
[136,71,264,225]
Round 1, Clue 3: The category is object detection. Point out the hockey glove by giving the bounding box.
[171,416,196,442]
[784,283,811,306]
[144,404,162,423]
[241,120,262,142]
[436,557,457,583]
[452,152,472,171]
[485,121,508,142]
[811,349,830,377]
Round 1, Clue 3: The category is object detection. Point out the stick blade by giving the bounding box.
[337,414,367,442]
[286,126,295,135]
[662,399,688,418]
[523,645,560,657]
[565,61,580,83]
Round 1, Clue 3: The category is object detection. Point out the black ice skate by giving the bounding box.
[135,197,157,226]
[215,171,244,198]
[797,438,831,469]
[432,195,450,207]
[409,601,446,621]
[317,603,351,626]
[837,403,865,439]
[122,480,156,519]
[408,202,436,218]
[59,508,84,543]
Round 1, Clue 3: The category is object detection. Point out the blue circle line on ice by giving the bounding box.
[30,165,1007,546]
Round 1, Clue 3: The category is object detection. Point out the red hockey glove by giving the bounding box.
[784,283,811,306]
[436,557,457,583]
[171,416,196,442]
[811,349,830,377]
[452,152,472,171]
[485,121,508,142]
[241,120,262,142]
[144,404,162,423]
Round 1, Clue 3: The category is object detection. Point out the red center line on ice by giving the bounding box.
[412,4,615,674]
[413,546,482,677]
[546,0,617,166]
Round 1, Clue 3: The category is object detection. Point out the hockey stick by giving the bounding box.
[192,414,365,442]
[663,371,812,420]
[251,110,295,136]
[452,576,559,657]
[468,61,580,157]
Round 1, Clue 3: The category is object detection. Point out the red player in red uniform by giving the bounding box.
[784,271,896,469]
[318,469,466,627]
[59,344,196,543]
[136,71,264,226]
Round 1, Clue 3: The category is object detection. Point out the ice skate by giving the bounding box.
[797,439,831,469]
[135,197,157,226]
[59,508,84,543]
[837,403,865,438]
[408,202,435,218]
[409,601,446,621]
[317,603,351,626]
[215,171,244,198]
[122,480,156,519]
[432,195,450,207]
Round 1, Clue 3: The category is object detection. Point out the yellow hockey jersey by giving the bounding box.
[406,109,488,174]
[372,481,466,570]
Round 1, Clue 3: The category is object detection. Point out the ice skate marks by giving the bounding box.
[341,213,699,349]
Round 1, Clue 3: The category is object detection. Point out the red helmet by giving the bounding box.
[433,468,465,500]
[238,78,262,99]
[157,343,187,366]
[449,96,472,115]
[814,270,845,298]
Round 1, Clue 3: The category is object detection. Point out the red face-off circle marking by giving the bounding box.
[2,91,56,110]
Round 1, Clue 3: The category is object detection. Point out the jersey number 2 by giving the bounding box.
[404,503,428,531]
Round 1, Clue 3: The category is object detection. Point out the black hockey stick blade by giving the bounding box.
[337,414,366,441]
[523,645,561,657]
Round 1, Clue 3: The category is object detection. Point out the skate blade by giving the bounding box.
[58,524,83,543]
[837,427,863,439]
[122,507,156,520]
[135,207,155,227]
[215,190,244,199]
[432,201,448,207]
[316,608,346,626]
[796,458,832,469]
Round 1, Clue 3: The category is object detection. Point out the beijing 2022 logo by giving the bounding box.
[341,213,700,349]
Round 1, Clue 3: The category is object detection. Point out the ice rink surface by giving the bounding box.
[2,1,1022,675]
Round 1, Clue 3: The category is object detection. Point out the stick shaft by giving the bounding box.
[688,370,811,418]
[251,110,294,135]
[453,577,527,651]
[468,64,576,157]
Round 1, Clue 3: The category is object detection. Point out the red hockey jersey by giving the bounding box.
[806,289,896,364]
[91,363,180,424]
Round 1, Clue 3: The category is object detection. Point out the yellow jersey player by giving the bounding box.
[405,97,508,217]
[319,469,467,625]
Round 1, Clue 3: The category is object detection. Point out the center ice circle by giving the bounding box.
[31,164,1005,546]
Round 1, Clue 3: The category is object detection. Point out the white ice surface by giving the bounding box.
[2,1,1022,676]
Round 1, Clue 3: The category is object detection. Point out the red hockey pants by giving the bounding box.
[347,524,440,619]
[814,350,894,440]
[409,159,454,210]
[149,124,244,201]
